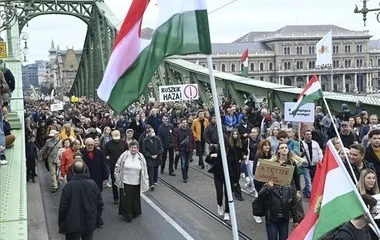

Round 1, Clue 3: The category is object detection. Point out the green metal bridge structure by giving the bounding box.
[1,0,380,239]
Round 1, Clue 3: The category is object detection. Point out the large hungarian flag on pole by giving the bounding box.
[291,75,323,115]
[97,0,212,113]
[288,141,366,239]
[240,49,248,77]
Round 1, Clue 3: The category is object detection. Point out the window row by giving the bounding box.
[283,44,364,55]
[218,62,274,72]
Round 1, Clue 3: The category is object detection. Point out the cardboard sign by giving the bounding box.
[284,102,315,123]
[50,102,64,112]
[254,160,295,186]
[159,84,199,102]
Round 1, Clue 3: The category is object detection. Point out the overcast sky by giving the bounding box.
[19,0,380,62]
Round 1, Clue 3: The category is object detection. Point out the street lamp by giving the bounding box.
[354,0,380,26]
[20,32,28,62]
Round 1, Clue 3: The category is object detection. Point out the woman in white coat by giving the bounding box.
[114,140,149,222]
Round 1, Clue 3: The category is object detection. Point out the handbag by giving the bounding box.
[252,194,266,217]
[205,154,216,173]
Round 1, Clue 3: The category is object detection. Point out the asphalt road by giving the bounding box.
[36,159,309,240]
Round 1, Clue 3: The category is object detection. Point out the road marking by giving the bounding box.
[141,194,195,240]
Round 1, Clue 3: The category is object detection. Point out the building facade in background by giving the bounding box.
[22,63,39,89]
[182,25,380,93]
[46,40,81,94]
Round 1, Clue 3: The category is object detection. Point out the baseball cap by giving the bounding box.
[340,121,349,126]
[111,130,121,140]
[49,130,59,137]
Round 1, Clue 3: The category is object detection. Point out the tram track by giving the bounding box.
[157,176,254,240]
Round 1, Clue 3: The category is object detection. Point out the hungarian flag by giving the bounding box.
[291,75,323,116]
[240,49,248,77]
[97,0,212,113]
[288,141,365,240]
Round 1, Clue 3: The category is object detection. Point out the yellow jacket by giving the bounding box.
[191,118,209,142]
[59,130,75,140]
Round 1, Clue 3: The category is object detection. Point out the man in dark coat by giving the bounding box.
[142,128,163,191]
[81,137,108,228]
[58,160,103,240]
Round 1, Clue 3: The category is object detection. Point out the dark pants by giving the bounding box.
[148,166,158,186]
[179,151,192,179]
[109,164,119,200]
[161,147,174,173]
[266,218,289,240]
[231,160,242,198]
[119,184,141,221]
[65,232,93,240]
[214,174,230,213]
[26,160,36,180]
[196,140,205,166]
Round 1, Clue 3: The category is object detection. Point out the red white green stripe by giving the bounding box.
[240,49,248,77]
[291,75,323,115]
[97,0,212,113]
[288,141,365,240]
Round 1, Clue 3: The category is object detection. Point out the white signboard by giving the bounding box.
[159,84,199,102]
[50,102,64,112]
[284,102,315,123]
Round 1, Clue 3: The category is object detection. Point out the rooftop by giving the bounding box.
[211,42,272,55]
[234,25,371,43]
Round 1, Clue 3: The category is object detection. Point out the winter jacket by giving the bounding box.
[191,118,209,142]
[158,123,175,148]
[58,174,103,234]
[142,136,163,167]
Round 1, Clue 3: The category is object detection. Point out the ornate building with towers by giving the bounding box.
[45,39,82,93]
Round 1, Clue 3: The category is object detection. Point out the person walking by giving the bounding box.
[58,160,103,240]
[158,115,176,176]
[114,140,149,222]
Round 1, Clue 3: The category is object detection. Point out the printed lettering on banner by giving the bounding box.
[159,84,198,102]
[50,102,64,112]
[284,102,315,123]
[254,160,295,186]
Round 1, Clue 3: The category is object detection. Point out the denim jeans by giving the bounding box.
[0,110,6,156]
[302,167,312,197]
[266,219,289,240]
[179,151,192,179]
[7,91,11,112]
[241,162,248,177]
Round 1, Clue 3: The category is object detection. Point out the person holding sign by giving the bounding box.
[270,143,304,221]
[256,179,299,240]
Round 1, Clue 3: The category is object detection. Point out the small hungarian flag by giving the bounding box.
[97,0,212,113]
[240,49,248,77]
[288,141,366,239]
[291,75,323,116]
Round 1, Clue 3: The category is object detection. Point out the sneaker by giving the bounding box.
[217,205,224,216]
[252,189,258,198]
[253,216,262,223]
[223,213,230,221]
[244,182,251,188]
[154,182,158,186]
[169,171,176,176]
[245,177,250,182]
[240,173,245,179]
[150,185,155,191]
[0,155,7,165]
[106,183,112,188]
[160,169,164,174]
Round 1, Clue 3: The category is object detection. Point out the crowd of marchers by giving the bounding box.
[23,96,380,240]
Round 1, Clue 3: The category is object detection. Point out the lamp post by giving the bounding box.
[20,31,28,62]
[354,0,380,26]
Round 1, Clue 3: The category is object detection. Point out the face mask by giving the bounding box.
[151,132,155,137]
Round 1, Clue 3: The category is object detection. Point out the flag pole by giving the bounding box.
[330,139,380,237]
[321,96,358,184]
[206,55,239,240]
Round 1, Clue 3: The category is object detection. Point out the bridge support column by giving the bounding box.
[342,74,346,93]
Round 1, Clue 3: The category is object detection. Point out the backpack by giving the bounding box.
[320,223,354,240]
